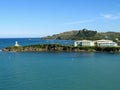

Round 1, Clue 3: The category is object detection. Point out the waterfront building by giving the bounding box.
[74,39,118,47]
[96,40,118,47]
[74,40,95,47]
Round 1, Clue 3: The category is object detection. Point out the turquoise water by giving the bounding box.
[0,52,120,90]
[0,38,120,90]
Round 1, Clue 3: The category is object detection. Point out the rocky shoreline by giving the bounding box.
[2,44,120,53]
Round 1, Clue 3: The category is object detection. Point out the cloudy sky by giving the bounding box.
[0,0,120,38]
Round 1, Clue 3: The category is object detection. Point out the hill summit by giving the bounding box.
[42,29,120,41]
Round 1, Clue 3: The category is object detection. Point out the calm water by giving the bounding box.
[0,38,120,90]
[0,38,73,49]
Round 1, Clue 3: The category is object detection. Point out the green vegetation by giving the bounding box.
[3,44,120,53]
[42,29,120,41]
[3,29,120,53]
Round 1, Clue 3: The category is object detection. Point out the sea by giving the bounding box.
[0,38,120,90]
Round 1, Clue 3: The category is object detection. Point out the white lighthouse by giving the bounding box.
[15,41,20,46]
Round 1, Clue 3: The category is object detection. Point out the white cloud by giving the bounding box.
[65,19,95,25]
[101,14,113,19]
[101,13,120,19]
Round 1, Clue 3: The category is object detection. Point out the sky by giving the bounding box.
[0,0,120,38]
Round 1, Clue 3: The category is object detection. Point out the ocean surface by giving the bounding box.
[0,38,74,49]
[0,38,120,90]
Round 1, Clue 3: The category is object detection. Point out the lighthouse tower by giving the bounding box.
[15,41,20,46]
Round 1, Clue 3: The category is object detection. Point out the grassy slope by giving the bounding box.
[42,29,120,41]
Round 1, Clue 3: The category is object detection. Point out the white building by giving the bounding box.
[96,40,117,47]
[74,40,95,47]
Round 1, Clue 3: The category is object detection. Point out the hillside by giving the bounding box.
[42,29,120,41]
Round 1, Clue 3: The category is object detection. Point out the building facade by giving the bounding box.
[74,40,95,47]
[96,40,118,47]
[74,39,118,47]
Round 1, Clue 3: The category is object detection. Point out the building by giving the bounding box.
[96,40,118,47]
[74,40,95,47]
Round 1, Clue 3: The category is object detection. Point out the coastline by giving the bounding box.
[2,44,120,53]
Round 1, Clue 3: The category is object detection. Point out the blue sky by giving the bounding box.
[0,0,120,38]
